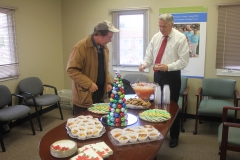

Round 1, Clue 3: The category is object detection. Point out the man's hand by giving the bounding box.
[139,64,145,72]
[154,64,168,71]
[89,83,98,92]
[106,84,112,92]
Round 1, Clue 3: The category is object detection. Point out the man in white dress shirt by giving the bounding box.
[139,13,189,148]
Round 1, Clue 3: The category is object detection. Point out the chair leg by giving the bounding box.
[28,113,36,135]
[0,124,6,152]
[39,106,43,116]
[199,115,203,124]
[193,114,199,135]
[220,146,227,160]
[184,103,188,122]
[57,102,64,120]
[34,106,43,131]
[181,111,185,133]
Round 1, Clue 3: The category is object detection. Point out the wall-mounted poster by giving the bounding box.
[160,6,208,78]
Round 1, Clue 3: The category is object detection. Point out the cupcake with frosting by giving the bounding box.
[78,126,87,132]
[126,133,138,143]
[67,118,75,127]
[146,128,158,133]
[86,129,93,138]
[77,115,86,119]
[143,125,154,129]
[77,131,87,140]
[85,115,93,119]
[92,129,101,137]
[117,135,130,144]
[112,132,123,140]
[123,127,135,134]
[95,124,103,131]
[148,131,160,140]
[68,124,77,130]
[110,128,122,136]
[71,127,79,137]
[138,133,148,142]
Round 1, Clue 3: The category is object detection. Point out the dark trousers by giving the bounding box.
[154,70,181,139]
[92,85,104,104]
[73,104,87,116]
[73,85,104,116]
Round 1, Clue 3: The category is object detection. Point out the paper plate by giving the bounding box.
[50,140,77,158]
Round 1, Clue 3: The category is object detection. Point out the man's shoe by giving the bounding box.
[169,139,178,148]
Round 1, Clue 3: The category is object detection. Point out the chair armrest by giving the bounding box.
[183,86,189,95]
[195,87,202,96]
[43,84,58,95]
[235,90,240,99]
[223,122,240,128]
[12,93,27,104]
[19,91,38,105]
[222,106,240,122]
[195,87,202,110]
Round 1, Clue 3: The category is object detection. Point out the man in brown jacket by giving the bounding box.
[66,20,119,116]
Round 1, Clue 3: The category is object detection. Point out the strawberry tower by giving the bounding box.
[108,70,128,126]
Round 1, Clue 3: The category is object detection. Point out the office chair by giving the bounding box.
[193,78,239,135]
[218,106,240,160]
[0,85,35,152]
[18,77,63,131]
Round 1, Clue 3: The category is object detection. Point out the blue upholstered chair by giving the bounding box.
[178,76,189,132]
[0,85,35,152]
[18,77,63,131]
[218,106,240,160]
[193,78,239,135]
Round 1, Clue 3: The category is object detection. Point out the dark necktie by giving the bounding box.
[154,36,168,72]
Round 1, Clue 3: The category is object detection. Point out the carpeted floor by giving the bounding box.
[0,108,239,160]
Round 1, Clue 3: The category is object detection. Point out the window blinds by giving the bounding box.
[216,5,240,70]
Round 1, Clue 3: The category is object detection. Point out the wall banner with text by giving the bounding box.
[160,6,208,78]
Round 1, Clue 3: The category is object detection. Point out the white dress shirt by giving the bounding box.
[142,28,189,71]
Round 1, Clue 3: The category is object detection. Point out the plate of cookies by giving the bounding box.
[126,98,151,109]
[88,103,109,114]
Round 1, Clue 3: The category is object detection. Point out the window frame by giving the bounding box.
[0,7,19,81]
[215,4,240,76]
[111,8,149,71]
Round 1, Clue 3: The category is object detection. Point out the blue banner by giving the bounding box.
[172,13,207,23]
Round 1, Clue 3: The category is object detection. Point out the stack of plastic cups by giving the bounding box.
[162,84,170,111]
[154,85,161,109]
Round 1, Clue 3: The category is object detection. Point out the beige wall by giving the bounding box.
[0,0,240,115]
[0,0,64,93]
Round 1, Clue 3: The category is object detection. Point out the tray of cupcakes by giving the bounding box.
[66,115,106,140]
[108,125,163,146]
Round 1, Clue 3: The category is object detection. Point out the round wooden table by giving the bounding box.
[39,101,179,160]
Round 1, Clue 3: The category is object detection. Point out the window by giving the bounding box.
[216,4,240,76]
[111,8,149,71]
[0,7,19,81]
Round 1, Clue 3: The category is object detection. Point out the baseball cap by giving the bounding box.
[95,20,119,32]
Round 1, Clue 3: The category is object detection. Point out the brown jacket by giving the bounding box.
[66,35,112,108]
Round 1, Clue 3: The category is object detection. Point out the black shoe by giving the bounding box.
[169,139,178,148]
